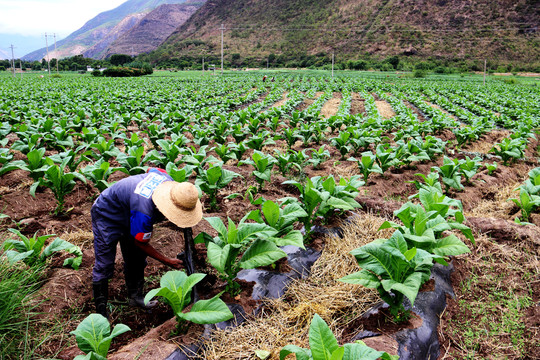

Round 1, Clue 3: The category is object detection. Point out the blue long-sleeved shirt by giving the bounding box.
[92,168,172,243]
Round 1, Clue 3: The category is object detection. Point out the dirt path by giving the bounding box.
[271,91,289,108]
[375,100,395,119]
[350,93,365,115]
[425,101,458,121]
[319,92,342,118]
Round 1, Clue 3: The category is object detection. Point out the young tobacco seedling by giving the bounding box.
[144,270,233,331]
[490,138,526,165]
[509,188,540,222]
[70,314,130,360]
[195,162,241,211]
[517,167,540,196]
[280,314,398,360]
[375,143,397,173]
[330,131,352,160]
[165,162,195,183]
[242,199,307,249]
[31,160,87,215]
[482,161,497,176]
[116,146,149,175]
[307,146,330,170]
[239,151,276,192]
[3,228,82,269]
[432,156,464,193]
[348,152,383,183]
[459,156,482,183]
[81,159,125,193]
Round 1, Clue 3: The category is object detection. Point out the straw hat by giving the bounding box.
[152,181,203,228]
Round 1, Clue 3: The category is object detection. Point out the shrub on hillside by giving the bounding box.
[91,69,102,77]
[102,65,152,77]
[413,69,427,78]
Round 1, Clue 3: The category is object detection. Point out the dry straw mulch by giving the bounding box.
[201,213,393,360]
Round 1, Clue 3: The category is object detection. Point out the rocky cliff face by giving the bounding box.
[103,3,202,59]
[22,0,202,61]
[83,14,146,59]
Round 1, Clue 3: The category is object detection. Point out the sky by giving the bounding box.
[0,0,127,58]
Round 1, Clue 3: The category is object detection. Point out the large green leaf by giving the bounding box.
[309,314,340,360]
[70,314,130,357]
[431,235,471,257]
[272,230,305,249]
[262,200,280,228]
[339,269,380,289]
[381,270,425,306]
[280,345,311,360]
[179,296,233,324]
[343,341,397,360]
[239,239,287,269]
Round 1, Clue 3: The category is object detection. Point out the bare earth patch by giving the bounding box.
[375,100,395,119]
[319,92,342,118]
[271,91,289,108]
[350,92,365,115]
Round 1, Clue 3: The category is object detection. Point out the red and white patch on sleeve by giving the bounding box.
[135,232,152,243]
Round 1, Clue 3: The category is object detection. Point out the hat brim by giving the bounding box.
[152,181,203,228]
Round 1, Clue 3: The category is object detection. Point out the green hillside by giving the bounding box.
[143,0,539,71]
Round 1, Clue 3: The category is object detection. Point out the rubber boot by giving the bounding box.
[126,279,158,310]
[92,280,109,319]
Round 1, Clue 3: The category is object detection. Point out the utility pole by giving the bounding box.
[331,51,334,80]
[53,33,58,72]
[220,23,225,76]
[45,33,51,76]
[267,56,269,70]
[9,44,15,78]
[483,59,486,86]
[202,57,205,75]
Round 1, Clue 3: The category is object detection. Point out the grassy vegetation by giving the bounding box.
[441,234,538,359]
[0,258,46,359]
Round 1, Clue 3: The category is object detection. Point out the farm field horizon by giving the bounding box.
[0,71,538,360]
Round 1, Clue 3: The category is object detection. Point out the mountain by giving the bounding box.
[22,0,200,61]
[102,3,202,58]
[0,49,9,60]
[147,0,539,66]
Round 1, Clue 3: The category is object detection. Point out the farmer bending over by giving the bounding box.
[91,168,202,318]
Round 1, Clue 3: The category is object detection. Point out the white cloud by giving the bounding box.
[0,0,127,37]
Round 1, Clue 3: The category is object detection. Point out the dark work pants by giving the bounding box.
[91,207,147,285]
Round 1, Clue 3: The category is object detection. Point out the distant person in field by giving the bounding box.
[91,168,203,318]
[262,75,267,82]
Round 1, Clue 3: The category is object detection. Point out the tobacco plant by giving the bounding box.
[243,199,307,249]
[70,314,130,360]
[348,152,383,183]
[3,229,82,269]
[195,162,241,211]
[280,314,398,360]
[239,151,276,191]
[432,156,464,193]
[490,138,526,165]
[116,146,149,175]
[195,217,285,293]
[307,146,330,170]
[340,231,439,320]
[31,160,87,215]
[509,188,540,222]
[144,270,233,331]
[459,156,482,183]
[81,159,124,192]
